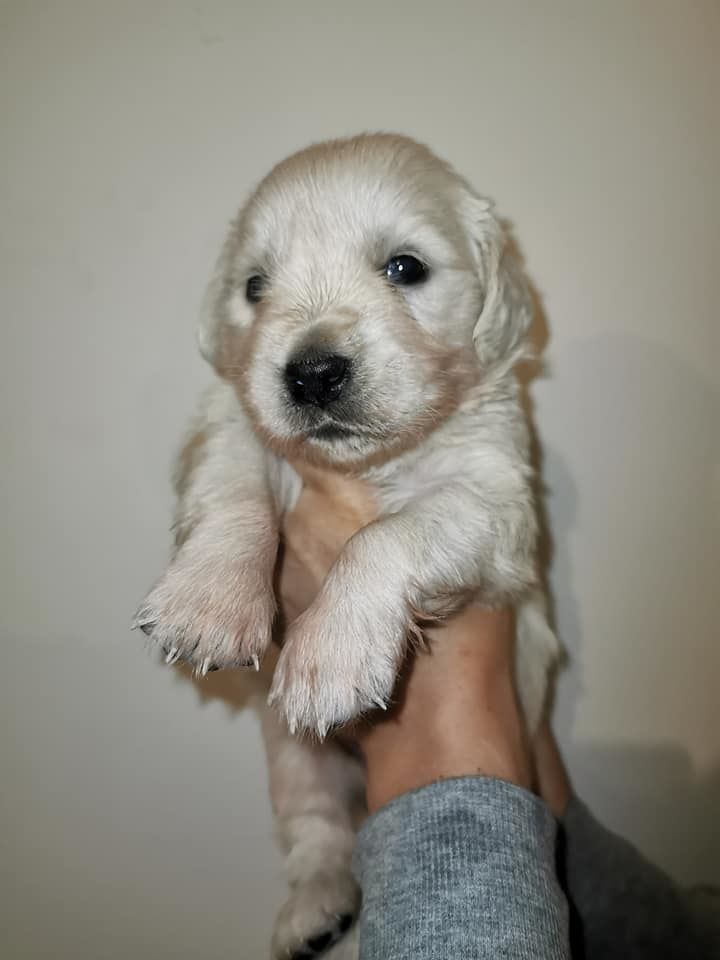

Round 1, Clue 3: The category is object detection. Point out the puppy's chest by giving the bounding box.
[276,434,463,531]
[363,450,461,514]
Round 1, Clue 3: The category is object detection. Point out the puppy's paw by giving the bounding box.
[268,591,405,737]
[271,870,359,960]
[133,545,275,675]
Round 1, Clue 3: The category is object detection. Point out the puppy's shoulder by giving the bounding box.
[364,386,529,509]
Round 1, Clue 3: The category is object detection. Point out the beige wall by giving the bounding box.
[2,1,718,957]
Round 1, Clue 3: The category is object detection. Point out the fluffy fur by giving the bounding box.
[135,133,560,958]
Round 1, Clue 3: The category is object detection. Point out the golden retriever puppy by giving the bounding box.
[135,134,559,958]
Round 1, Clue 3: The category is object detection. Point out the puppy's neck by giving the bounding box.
[285,459,380,529]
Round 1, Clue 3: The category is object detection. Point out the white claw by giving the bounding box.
[200,657,211,677]
[165,647,179,665]
[373,697,387,711]
[252,654,260,672]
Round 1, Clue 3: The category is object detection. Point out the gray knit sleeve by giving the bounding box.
[352,777,570,959]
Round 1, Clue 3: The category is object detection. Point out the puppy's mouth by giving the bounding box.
[306,422,359,442]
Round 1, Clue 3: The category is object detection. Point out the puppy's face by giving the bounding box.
[201,135,528,467]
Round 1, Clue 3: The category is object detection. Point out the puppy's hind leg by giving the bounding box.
[261,705,363,960]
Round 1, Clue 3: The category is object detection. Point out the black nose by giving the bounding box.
[285,352,350,408]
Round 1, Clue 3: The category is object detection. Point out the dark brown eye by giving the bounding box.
[246,275,265,303]
[384,255,427,286]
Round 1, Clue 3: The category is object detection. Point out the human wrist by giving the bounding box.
[364,711,531,813]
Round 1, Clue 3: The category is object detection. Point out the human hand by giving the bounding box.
[280,465,539,811]
[354,606,533,812]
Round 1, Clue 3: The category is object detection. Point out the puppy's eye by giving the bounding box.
[246,275,265,304]
[384,255,427,286]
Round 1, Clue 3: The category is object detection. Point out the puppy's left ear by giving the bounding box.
[462,191,533,370]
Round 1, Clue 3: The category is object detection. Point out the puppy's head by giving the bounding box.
[200,134,531,467]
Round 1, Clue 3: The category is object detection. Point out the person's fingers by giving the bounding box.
[277,471,376,625]
[277,537,322,624]
[282,467,378,584]
[283,489,352,584]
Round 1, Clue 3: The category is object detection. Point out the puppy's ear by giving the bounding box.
[462,191,533,370]
[197,238,234,369]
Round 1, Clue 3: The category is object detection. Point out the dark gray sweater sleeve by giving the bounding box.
[352,777,570,959]
[560,796,720,959]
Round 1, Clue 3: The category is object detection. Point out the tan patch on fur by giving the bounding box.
[173,426,209,500]
[215,322,253,383]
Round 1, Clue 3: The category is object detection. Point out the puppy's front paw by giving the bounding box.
[269,590,406,737]
[133,544,275,675]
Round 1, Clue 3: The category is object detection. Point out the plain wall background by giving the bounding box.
[2,1,718,957]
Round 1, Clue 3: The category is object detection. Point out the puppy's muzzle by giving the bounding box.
[285,350,351,408]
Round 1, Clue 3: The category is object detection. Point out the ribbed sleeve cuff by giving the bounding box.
[353,776,569,959]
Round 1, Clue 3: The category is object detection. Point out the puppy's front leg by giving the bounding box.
[134,387,278,674]
[270,482,536,735]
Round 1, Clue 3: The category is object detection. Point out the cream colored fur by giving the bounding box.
[135,133,560,959]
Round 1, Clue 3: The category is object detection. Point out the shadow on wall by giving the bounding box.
[566,740,720,887]
[179,655,273,716]
[533,329,718,886]
[549,331,718,735]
